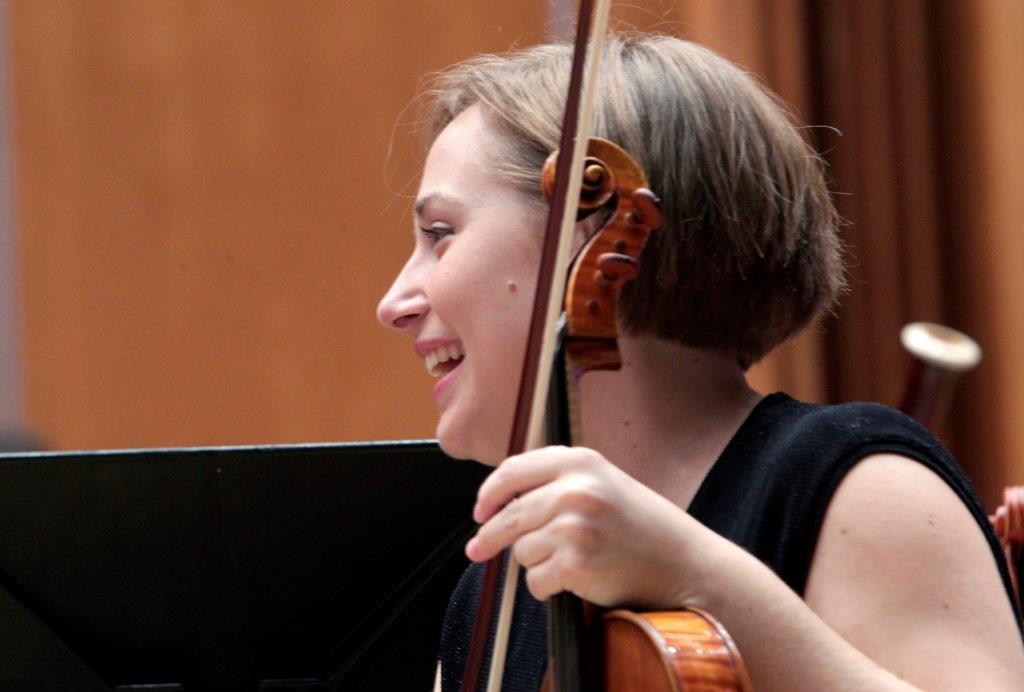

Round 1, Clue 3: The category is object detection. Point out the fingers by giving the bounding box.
[512,527,556,568]
[524,554,565,601]
[474,446,596,523]
[466,482,562,562]
[522,544,589,601]
[466,446,615,601]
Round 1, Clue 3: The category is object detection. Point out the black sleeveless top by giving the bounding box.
[438,393,1022,691]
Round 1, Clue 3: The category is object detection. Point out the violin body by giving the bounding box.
[601,609,751,691]
[539,607,751,691]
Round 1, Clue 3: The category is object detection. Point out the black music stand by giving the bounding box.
[0,441,487,690]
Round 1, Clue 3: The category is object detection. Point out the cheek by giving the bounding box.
[425,217,543,381]
[427,243,535,329]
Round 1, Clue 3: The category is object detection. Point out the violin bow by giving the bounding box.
[460,1,613,690]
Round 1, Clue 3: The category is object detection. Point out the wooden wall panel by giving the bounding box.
[9,1,546,450]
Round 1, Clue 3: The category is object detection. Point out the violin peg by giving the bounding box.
[596,252,640,281]
[583,163,606,187]
[629,188,664,229]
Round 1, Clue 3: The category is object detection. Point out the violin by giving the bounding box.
[538,139,752,692]
[460,1,750,690]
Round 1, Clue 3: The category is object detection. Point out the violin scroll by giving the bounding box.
[543,153,616,218]
[541,138,663,374]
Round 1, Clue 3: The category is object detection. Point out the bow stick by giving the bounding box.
[460,1,613,690]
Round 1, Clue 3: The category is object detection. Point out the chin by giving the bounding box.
[436,415,503,467]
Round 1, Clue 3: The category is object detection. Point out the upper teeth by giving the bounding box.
[425,343,465,377]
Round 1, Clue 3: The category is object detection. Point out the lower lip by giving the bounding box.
[432,360,464,404]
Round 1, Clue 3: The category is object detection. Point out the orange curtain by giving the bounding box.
[618,0,1024,505]
[927,1,1024,505]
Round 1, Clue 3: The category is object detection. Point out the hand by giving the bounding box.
[466,446,718,608]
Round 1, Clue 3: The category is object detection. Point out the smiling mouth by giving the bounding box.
[425,343,465,378]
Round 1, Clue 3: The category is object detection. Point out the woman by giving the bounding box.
[377,35,1023,690]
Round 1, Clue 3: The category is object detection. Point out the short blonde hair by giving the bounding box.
[425,34,844,366]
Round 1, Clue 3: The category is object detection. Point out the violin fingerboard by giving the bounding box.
[549,592,592,692]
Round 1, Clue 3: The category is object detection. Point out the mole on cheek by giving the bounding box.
[506,280,518,294]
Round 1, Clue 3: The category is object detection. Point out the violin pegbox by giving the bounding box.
[541,138,663,374]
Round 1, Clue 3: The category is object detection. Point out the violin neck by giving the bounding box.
[545,337,598,691]
[549,593,592,692]
[544,332,578,448]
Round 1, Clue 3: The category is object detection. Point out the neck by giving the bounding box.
[576,335,762,507]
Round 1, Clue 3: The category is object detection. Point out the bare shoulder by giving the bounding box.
[805,453,1024,690]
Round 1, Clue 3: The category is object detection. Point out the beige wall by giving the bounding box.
[9,2,546,449]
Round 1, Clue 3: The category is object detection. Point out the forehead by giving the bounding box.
[416,105,546,232]
[419,106,503,197]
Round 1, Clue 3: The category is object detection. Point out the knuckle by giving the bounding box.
[562,447,590,469]
[502,505,521,533]
[559,482,606,515]
[555,513,600,548]
[561,548,589,582]
[570,447,603,469]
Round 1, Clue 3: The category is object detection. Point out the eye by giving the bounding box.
[420,224,455,245]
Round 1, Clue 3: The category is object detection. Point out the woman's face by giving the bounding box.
[377,106,544,465]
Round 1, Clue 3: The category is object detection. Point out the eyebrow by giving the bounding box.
[413,192,465,219]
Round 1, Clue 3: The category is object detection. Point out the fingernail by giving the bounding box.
[465,537,478,560]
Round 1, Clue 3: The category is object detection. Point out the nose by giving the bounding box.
[376,257,429,333]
